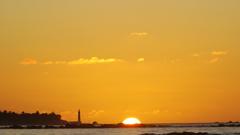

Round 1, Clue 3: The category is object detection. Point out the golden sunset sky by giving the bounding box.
[0,0,240,123]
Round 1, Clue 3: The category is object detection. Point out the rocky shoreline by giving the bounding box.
[141,132,239,135]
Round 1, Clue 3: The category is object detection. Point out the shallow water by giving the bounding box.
[0,127,240,135]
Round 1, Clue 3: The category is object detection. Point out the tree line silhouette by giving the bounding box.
[0,110,67,125]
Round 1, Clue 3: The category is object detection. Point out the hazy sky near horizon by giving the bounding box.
[0,0,240,123]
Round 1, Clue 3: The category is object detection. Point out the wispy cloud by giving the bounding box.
[21,57,124,65]
[191,51,228,64]
[129,32,149,37]
[88,110,105,118]
[209,57,220,63]
[137,58,145,62]
[42,61,54,65]
[193,53,200,57]
[211,51,228,56]
[68,57,123,65]
[209,50,228,63]
[20,58,38,65]
[141,109,170,115]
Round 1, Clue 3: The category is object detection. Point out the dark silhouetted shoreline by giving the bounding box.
[141,132,221,135]
[1,110,240,129]
[0,110,67,126]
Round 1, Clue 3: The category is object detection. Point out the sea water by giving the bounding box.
[0,127,240,135]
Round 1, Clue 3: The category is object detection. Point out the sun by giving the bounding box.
[122,117,141,125]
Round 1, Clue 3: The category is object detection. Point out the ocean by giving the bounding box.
[0,127,240,135]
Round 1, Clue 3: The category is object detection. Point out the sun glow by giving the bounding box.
[122,117,141,125]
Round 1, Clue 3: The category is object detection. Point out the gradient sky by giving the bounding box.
[0,0,240,123]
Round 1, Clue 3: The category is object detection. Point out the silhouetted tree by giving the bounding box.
[0,110,67,126]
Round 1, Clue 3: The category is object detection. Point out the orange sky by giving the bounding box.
[0,0,240,123]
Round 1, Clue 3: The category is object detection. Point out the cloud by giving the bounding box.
[129,32,149,37]
[42,61,54,65]
[142,109,169,115]
[152,110,160,115]
[211,51,228,56]
[209,50,228,63]
[21,57,123,65]
[209,57,220,63]
[137,58,145,62]
[88,110,104,118]
[20,58,38,65]
[193,53,200,57]
[68,57,123,65]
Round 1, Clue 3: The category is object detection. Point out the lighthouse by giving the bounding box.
[78,109,82,124]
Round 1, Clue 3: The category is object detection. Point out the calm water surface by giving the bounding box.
[0,127,240,135]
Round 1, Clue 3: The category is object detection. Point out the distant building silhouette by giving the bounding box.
[78,110,82,124]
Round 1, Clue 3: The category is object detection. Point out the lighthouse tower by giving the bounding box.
[78,109,82,124]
